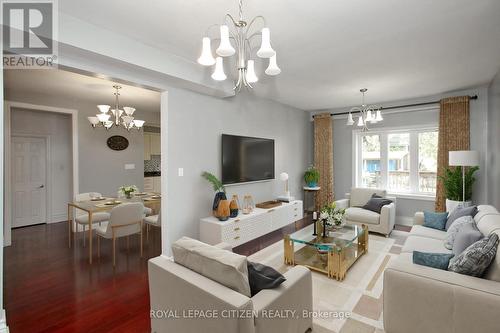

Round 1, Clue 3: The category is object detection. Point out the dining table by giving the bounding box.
[67,193,161,264]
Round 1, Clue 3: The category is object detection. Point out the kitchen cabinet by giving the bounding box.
[144,132,160,160]
[144,176,161,193]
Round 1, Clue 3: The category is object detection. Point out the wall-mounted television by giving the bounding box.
[222,134,275,185]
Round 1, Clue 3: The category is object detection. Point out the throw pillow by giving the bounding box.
[445,206,478,230]
[413,251,455,270]
[443,216,476,250]
[423,211,448,230]
[362,194,392,214]
[448,233,499,277]
[247,261,286,296]
[453,229,484,256]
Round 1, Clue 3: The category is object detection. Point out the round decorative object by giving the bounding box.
[107,135,129,151]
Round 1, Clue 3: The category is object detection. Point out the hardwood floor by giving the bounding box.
[4,221,161,333]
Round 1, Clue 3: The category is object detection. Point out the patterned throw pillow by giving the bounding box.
[444,216,476,250]
[423,211,448,230]
[445,206,478,230]
[448,233,499,277]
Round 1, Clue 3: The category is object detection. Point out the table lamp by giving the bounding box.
[448,150,479,205]
[277,172,294,202]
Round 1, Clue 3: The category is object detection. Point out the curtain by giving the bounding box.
[314,113,334,210]
[435,96,470,212]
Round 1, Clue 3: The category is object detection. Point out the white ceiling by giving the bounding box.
[59,0,500,110]
[4,69,161,112]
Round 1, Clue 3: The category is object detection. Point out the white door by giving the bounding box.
[12,136,47,228]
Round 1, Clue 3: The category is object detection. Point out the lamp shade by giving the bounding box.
[198,37,216,66]
[211,57,227,81]
[346,113,354,126]
[246,60,258,83]
[279,172,289,181]
[449,150,479,166]
[216,25,235,57]
[257,28,275,58]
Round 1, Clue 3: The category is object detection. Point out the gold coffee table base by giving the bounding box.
[284,224,368,281]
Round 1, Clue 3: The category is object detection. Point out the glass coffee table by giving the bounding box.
[284,224,368,281]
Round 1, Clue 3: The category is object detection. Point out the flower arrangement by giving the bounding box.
[320,202,346,228]
[119,185,138,198]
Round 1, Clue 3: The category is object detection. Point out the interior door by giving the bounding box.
[12,136,47,228]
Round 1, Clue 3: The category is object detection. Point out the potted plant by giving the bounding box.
[201,171,228,219]
[304,166,320,188]
[119,185,138,199]
[439,166,479,212]
[320,202,346,229]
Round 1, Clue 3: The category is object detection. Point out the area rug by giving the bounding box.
[248,225,409,333]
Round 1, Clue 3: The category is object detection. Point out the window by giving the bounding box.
[355,127,438,196]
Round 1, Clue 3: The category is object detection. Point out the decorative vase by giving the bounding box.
[229,195,240,218]
[307,181,318,188]
[126,192,133,199]
[242,195,255,214]
[216,199,230,221]
[212,191,227,216]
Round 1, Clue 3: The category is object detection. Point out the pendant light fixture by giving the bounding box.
[346,88,382,131]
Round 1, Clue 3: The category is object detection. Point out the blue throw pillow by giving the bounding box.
[413,251,454,270]
[423,211,448,230]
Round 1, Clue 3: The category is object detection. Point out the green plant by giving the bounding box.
[438,166,479,201]
[201,171,225,193]
[304,166,320,185]
[320,202,346,226]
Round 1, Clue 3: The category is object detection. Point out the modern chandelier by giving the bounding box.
[197,0,281,92]
[87,85,145,131]
[346,88,383,131]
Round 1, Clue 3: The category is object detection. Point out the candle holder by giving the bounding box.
[312,211,318,236]
[322,219,328,238]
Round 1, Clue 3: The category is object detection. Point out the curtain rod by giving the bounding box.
[314,95,478,117]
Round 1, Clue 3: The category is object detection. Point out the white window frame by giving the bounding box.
[352,124,438,200]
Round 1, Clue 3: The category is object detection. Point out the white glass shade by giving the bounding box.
[104,121,113,129]
[97,113,110,122]
[97,105,110,113]
[216,25,235,57]
[357,116,364,127]
[265,54,281,76]
[198,37,216,66]
[346,113,354,126]
[122,115,134,125]
[111,109,123,118]
[88,116,99,125]
[246,60,258,83]
[449,151,479,166]
[366,110,373,122]
[211,57,227,81]
[279,172,289,181]
[123,107,135,116]
[257,28,275,58]
[133,119,145,128]
[375,110,383,122]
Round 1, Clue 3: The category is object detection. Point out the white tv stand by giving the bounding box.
[200,200,303,248]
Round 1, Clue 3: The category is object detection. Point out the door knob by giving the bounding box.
[38,185,44,188]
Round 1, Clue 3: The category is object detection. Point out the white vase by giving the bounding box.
[445,199,472,213]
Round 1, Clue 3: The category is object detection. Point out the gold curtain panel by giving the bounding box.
[314,113,334,210]
[435,96,470,212]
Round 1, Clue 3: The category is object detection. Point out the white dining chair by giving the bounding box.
[143,208,161,242]
[95,202,144,266]
[73,192,111,247]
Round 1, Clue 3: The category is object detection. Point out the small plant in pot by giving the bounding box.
[439,166,479,212]
[201,171,228,221]
[304,166,320,188]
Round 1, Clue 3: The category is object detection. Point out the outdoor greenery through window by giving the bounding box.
[356,127,438,196]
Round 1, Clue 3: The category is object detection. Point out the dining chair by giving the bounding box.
[143,207,161,242]
[95,202,144,266]
[74,192,111,247]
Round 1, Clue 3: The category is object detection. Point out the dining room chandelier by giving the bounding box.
[197,0,281,93]
[346,88,383,131]
[87,85,145,131]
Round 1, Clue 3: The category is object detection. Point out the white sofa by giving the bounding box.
[148,242,313,333]
[335,187,396,236]
[383,205,500,333]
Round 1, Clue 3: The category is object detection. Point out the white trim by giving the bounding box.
[387,192,436,201]
[11,134,51,227]
[4,102,79,246]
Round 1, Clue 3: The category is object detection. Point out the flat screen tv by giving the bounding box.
[222,134,275,185]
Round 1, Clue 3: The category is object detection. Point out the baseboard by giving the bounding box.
[396,216,413,226]
[0,310,9,333]
[50,213,67,224]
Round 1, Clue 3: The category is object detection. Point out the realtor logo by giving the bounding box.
[2,0,58,68]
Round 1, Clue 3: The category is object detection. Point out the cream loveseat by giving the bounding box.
[383,205,500,333]
[148,240,313,333]
[335,187,396,236]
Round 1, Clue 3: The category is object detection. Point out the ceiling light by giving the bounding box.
[198,37,216,66]
[346,88,382,131]
[211,57,227,81]
[265,54,281,76]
